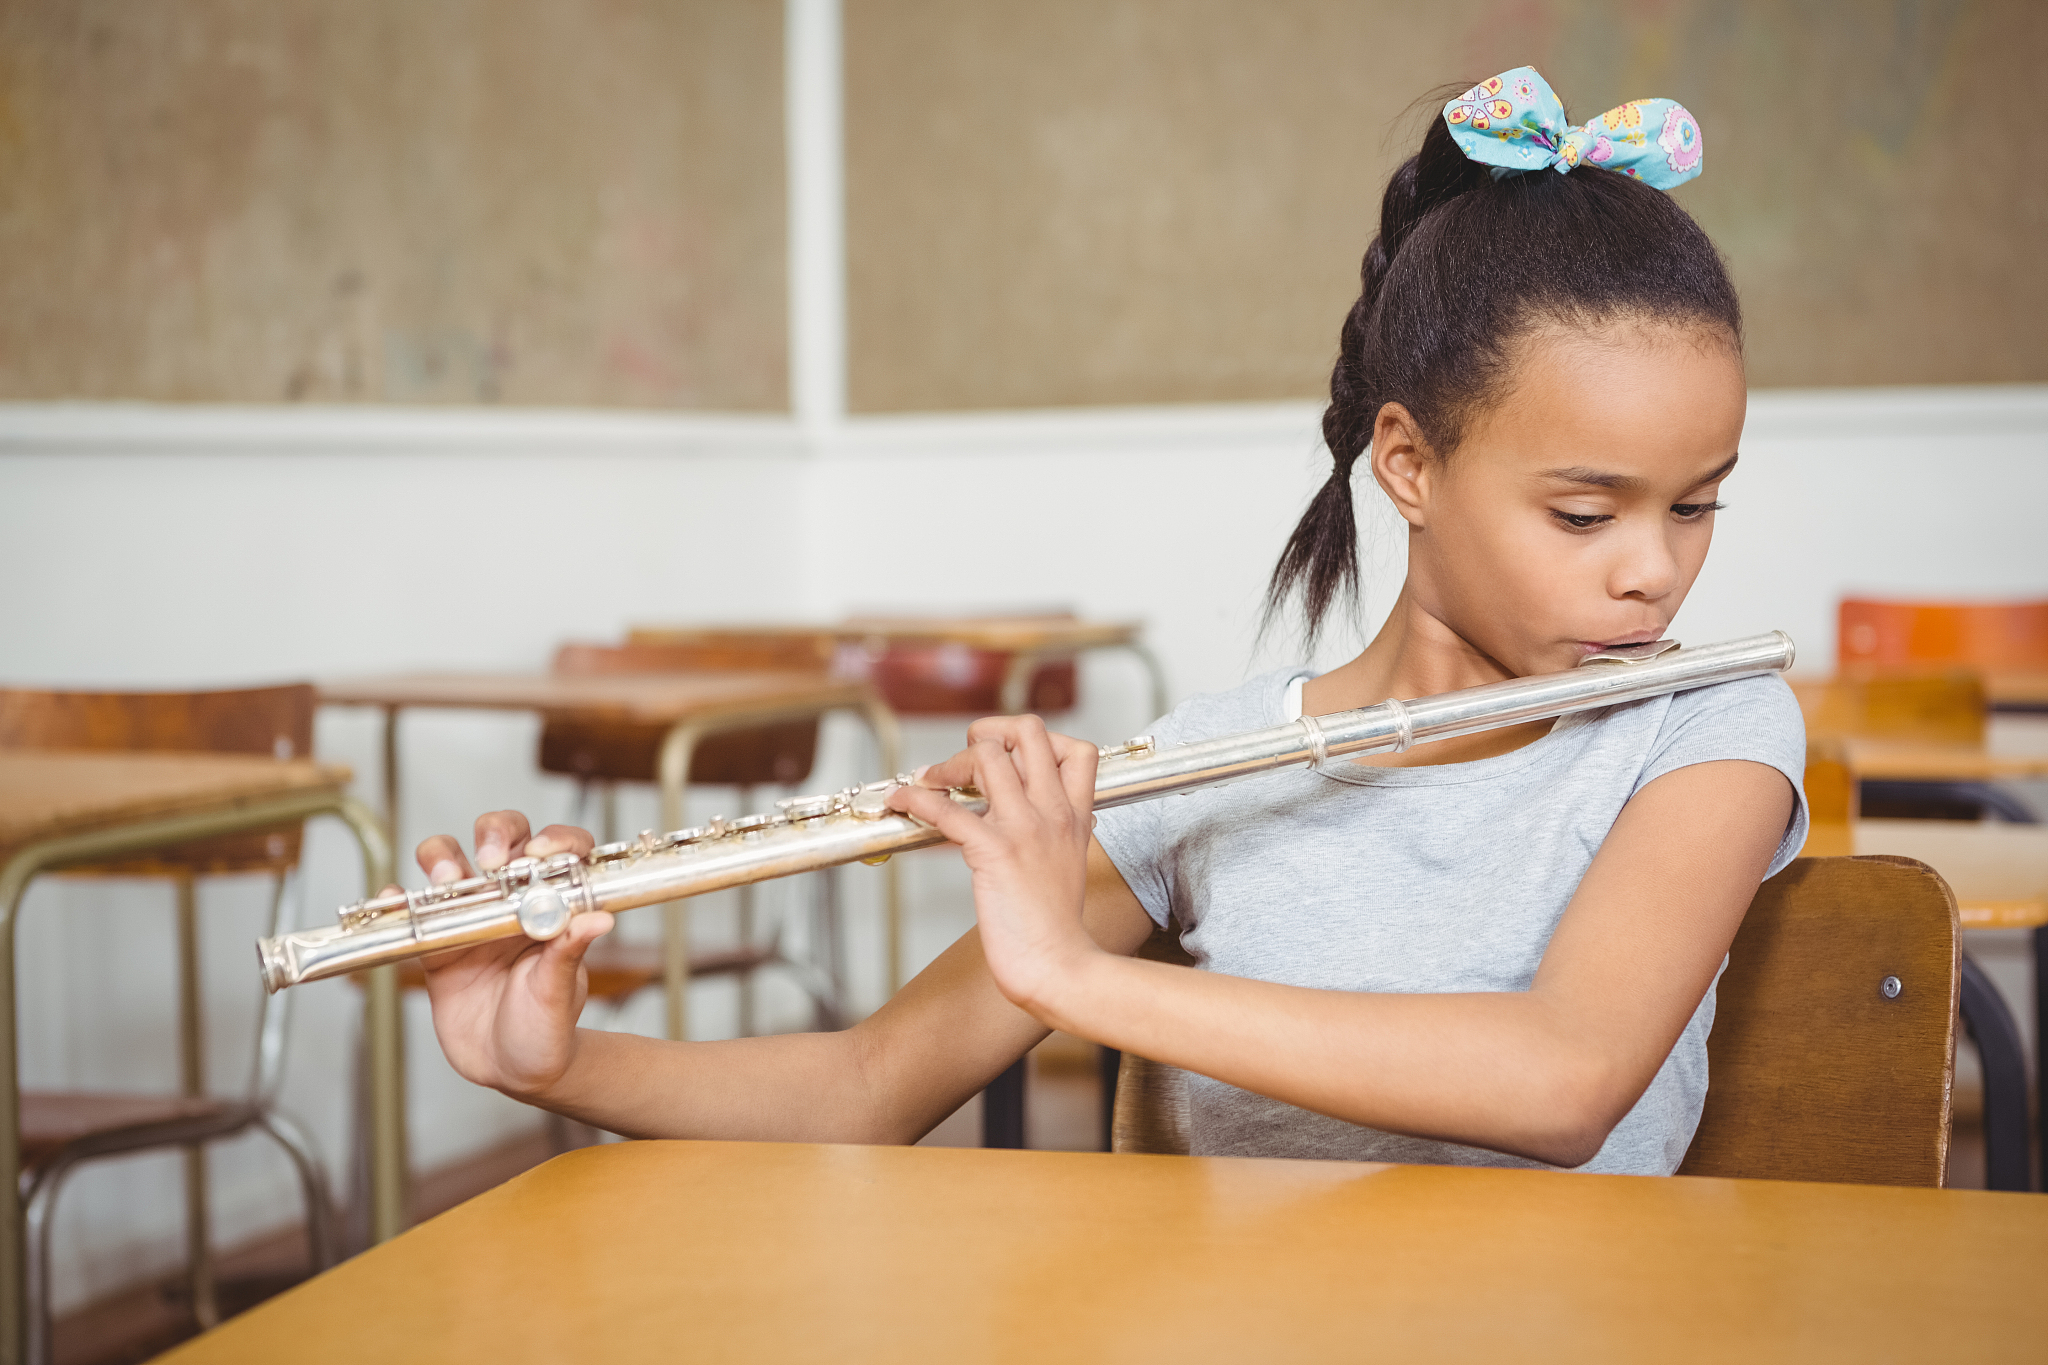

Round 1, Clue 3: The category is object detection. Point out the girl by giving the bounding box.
[413,69,1805,1173]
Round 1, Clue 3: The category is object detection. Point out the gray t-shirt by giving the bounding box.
[1094,670,1809,1174]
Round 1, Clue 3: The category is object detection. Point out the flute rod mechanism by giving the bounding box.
[258,631,1794,993]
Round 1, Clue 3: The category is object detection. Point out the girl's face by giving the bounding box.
[1376,321,1748,678]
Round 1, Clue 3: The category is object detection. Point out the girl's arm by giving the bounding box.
[892,717,1795,1168]
[410,810,1156,1143]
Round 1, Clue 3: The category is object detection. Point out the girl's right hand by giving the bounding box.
[406,812,613,1101]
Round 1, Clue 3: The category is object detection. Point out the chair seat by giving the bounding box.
[389,940,781,1003]
[20,1092,258,1170]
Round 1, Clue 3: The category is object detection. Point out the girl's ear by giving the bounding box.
[1368,402,1434,529]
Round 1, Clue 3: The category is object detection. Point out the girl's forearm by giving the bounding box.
[524,1025,909,1144]
[1039,953,1630,1167]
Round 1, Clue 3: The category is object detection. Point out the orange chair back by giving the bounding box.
[1839,599,2048,673]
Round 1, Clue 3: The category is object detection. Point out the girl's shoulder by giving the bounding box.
[1150,666,1309,748]
[1647,670,1807,762]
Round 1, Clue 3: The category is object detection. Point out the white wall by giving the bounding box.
[3,384,2045,1308]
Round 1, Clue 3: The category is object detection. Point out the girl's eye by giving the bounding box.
[1671,500,1726,521]
[1550,510,1611,531]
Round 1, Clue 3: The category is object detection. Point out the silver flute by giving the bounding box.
[258,631,1794,992]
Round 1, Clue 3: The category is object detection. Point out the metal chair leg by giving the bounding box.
[22,1158,80,1365]
[983,1056,1027,1149]
[1959,953,2031,1192]
[255,1110,338,1273]
[1098,1047,1121,1153]
[173,871,218,1329]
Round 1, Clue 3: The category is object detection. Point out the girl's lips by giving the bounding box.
[1580,631,1666,651]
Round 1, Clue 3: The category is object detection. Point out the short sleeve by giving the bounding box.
[1094,796,1175,930]
[1093,699,1193,930]
[1634,673,1810,878]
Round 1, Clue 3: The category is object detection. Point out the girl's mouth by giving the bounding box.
[1579,630,1666,652]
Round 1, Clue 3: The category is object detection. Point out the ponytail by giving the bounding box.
[1264,112,1490,652]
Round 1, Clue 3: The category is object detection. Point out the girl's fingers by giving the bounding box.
[525,824,596,859]
[1009,715,1064,797]
[970,733,1027,806]
[415,834,474,883]
[919,749,977,789]
[1048,731,1101,814]
[473,811,534,870]
[887,784,989,847]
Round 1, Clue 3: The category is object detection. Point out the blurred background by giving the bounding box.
[1,0,2044,1351]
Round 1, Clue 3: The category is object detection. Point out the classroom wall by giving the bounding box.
[0,1,789,408]
[4,383,2045,1307]
[845,0,2048,410]
[5,2,2044,414]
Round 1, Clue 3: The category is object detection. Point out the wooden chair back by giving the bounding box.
[537,642,822,788]
[1839,598,2048,673]
[1113,857,1960,1187]
[1679,856,1957,1185]
[0,684,315,873]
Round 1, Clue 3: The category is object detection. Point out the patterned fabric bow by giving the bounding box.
[1443,66,1703,190]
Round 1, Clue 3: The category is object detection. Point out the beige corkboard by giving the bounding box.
[0,0,788,409]
[845,0,2048,411]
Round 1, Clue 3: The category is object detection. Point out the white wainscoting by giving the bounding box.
[3,384,2044,1308]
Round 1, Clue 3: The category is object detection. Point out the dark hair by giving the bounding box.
[1265,99,1743,651]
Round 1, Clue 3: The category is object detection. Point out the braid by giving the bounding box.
[1264,113,1490,653]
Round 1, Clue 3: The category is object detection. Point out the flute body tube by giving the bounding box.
[257,631,1795,992]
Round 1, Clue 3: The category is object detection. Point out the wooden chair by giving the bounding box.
[1112,858,1967,1187]
[1825,598,2046,1187]
[0,685,334,1359]
[534,641,842,1038]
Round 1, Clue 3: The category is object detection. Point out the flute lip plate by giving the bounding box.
[1579,638,1680,665]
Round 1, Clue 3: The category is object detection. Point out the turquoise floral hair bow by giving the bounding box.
[1443,66,1703,189]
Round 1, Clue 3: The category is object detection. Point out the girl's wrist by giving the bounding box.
[501,1026,593,1107]
[1009,939,1117,1036]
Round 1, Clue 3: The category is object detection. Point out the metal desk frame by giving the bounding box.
[0,787,390,1365]
[349,686,900,1246]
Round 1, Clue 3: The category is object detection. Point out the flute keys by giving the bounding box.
[516,885,572,940]
[776,793,841,822]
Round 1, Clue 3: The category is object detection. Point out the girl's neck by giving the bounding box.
[1299,585,1553,768]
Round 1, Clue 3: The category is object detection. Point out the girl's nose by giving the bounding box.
[1611,525,1684,602]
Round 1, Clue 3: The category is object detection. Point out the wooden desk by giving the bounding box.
[0,752,388,1365]
[1834,737,2048,783]
[162,1141,2046,1364]
[632,617,1171,720]
[315,670,901,1245]
[1989,672,2048,712]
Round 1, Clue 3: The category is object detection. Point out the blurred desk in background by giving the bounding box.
[315,670,898,1245]
[158,1140,2048,1364]
[630,616,1170,722]
[0,752,386,1361]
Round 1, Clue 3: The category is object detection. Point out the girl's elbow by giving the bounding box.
[1526,1062,1638,1168]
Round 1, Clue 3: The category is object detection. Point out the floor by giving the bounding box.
[56,1040,2028,1365]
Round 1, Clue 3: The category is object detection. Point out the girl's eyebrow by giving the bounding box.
[1539,453,1739,493]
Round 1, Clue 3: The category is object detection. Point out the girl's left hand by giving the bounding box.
[887,716,1101,1017]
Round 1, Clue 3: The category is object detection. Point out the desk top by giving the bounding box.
[631,617,1144,653]
[163,1141,2045,1364]
[0,751,350,852]
[318,671,873,720]
[1834,737,2048,782]
[1989,671,2048,709]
